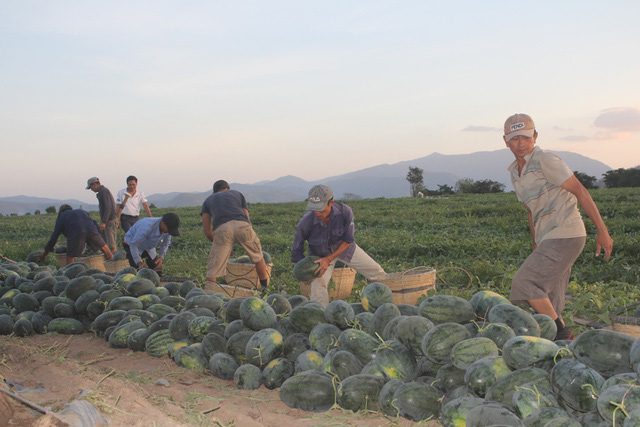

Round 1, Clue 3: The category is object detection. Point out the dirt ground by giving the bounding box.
[0,334,436,427]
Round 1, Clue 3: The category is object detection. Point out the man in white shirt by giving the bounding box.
[116,175,153,232]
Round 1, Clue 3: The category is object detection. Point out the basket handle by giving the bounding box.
[436,266,474,290]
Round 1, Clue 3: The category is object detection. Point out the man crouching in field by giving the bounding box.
[123,212,180,275]
[38,204,113,264]
[291,185,386,307]
[201,180,269,289]
[504,113,613,340]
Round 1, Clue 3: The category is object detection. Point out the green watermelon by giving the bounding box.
[289,303,326,334]
[393,381,443,421]
[570,329,634,378]
[337,374,386,412]
[233,364,262,390]
[225,330,254,361]
[512,383,559,420]
[488,304,540,337]
[378,379,403,417]
[394,316,434,357]
[295,350,324,373]
[265,294,292,316]
[533,313,558,340]
[486,367,550,409]
[419,295,475,325]
[262,357,294,389]
[370,302,400,337]
[338,328,380,365]
[465,402,523,427]
[187,316,217,342]
[375,341,417,381]
[280,371,335,412]
[126,278,156,297]
[109,321,146,348]
[136,268,160,286]
[209,353,239,380]
[322,349,362,381]
[13,318,34,336]
[470,290,511,319]
[476,322,516,349]
[239,297,277,331]
[48,317,85,335]
[107,296,143,312]
[169,311,197,340]
[309,323,341,355]
[283,333,311,362]
[361,283,393,313]
[550,359,605,413]
[435,364,467,394]
[174,344,208,372]
[464,356,512,398]
[293,256,320,281]
[145,329,176,357]
[127,328,151,352]
[12,293,39,313]
[450,337,499,370]
[324,300,354,329]
[502,336,559,370]
[421,322,472,364]
[245,328,283,367]
[441,396,487,427]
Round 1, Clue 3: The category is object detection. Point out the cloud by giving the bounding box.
[554,126,573,131]
[462,125,501,132]
[560,135,590,142]
[594,107,640,132]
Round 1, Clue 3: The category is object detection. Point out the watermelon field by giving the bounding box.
[1,188,640,426]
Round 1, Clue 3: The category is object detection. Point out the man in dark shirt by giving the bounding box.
[87,177,117,253]
[291,185,385,306]
[201,180,269,288]
[39,205,113,264]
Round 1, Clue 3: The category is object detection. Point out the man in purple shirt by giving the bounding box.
[291,185,385,306]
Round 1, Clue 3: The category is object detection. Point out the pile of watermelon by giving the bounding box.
[3,259,640,426]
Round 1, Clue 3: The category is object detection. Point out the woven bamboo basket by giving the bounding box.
[104,259,129,274]
[370,266,436,305]
[225,262,273,290]
[203,281,259,299]
[610,303,640,338]
[299,267,357,301]
[55,253,106,271]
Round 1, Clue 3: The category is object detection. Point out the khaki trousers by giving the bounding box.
[206,220,263,280]
[309,245,385,307]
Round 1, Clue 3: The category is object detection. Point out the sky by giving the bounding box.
[1,1,639,203]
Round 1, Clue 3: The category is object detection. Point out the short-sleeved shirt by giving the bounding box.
[116,189,148,216]
[200,190,249,230]
[124,217,172,264]
[508,146,586,245]
[45,209,101,252]
[291,202,356,263]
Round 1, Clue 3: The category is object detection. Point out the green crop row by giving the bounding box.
[1,188,639,329]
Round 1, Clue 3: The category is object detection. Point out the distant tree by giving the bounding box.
[406,167,425,197]
[455,178,475,194]
[45,206,56,214]
[473,179,505,194]
[603,168,640,188]
[573,171,597,189]
[149,203,157,209]
[25,212,31,216]
[10,213,17,217]
[437,184,455,195]
[343,193,362,200]
[455,178,505,194]
[34,210,41,215]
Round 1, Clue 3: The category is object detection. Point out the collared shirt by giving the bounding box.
[96,185,116,224]
[291,201,356,263]
[116,188,148,216]
[124,217,172,264]
[200,190,249,230]
[45,210,100,252]
[508,146,586,245]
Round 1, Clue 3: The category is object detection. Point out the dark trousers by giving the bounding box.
[123,242,162,275]
[120,214,139,232]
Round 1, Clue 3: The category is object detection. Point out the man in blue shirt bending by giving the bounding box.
[123,212,180,274]
[291,185,385,306]
[39,205,114,264]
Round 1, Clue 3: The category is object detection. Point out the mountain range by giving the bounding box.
[0,149,612,214]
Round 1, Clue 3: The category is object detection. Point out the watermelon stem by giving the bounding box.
[553,347,574,364]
